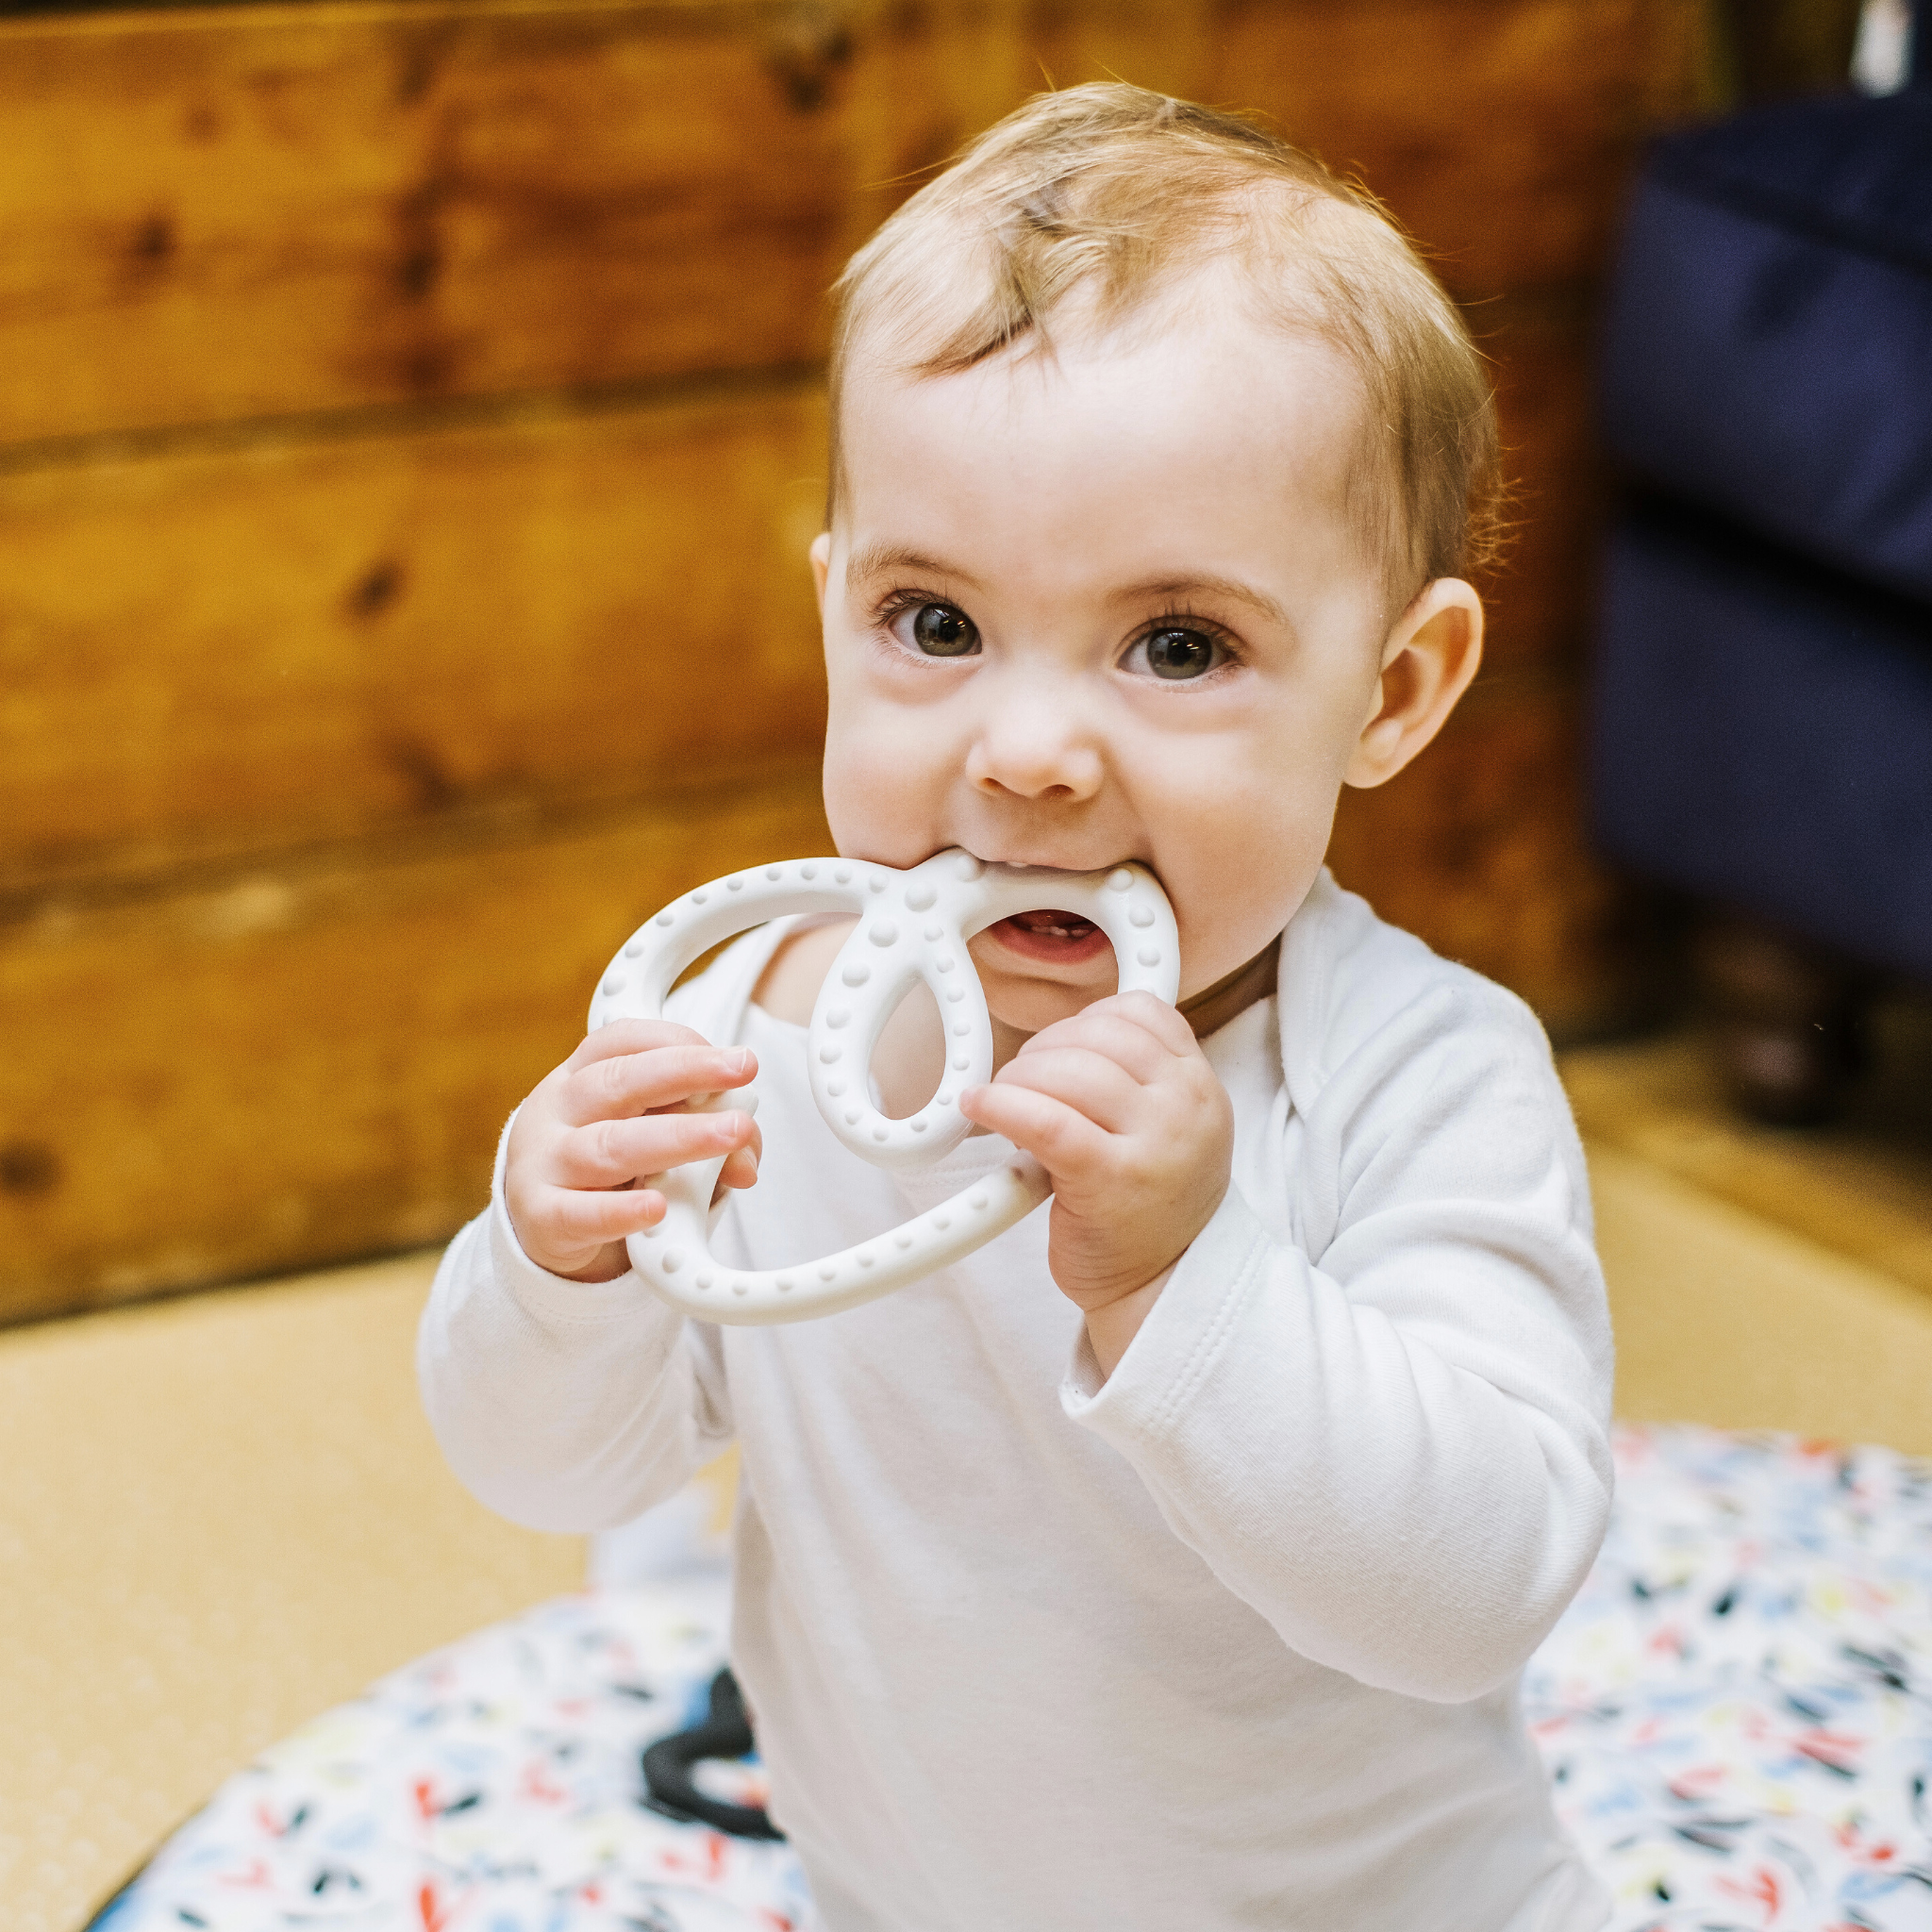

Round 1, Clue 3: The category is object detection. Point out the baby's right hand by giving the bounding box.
[504,1020,760,1284]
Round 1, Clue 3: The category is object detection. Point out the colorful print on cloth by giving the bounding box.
[94,1427,1932,1932]
[92,1574,815,1932]
[1525,1425,1932,1932]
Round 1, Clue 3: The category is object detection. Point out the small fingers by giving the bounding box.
[558,1042,756,1128]
[990,1046,1146,1135]
[554,1108,756,1190]
[715,1120,763,1196]
[535,1181,669,1249]
[1088,990,1200,1057]
[960,1081,1112,1177]
[565,1018,710,1070]
[1012,1008,1175,1086]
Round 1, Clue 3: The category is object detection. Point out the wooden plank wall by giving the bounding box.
[1,0,1715,1322]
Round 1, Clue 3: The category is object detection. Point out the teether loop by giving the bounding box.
[589,850,1179,1324]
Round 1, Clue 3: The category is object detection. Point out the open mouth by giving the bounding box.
[988,908,1113,966]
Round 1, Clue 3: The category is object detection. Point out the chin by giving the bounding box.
[981,972,1108,1037]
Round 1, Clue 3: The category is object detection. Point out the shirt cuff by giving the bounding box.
[1058,1183,1273,1442]
[1060,1260,1178,1403]
[486,1109,659,1329]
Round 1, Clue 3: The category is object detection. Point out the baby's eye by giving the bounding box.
[1124,625,1226,681]
[891,601,980,658]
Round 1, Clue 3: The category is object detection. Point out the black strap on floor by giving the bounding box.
[641,1667,785,1840]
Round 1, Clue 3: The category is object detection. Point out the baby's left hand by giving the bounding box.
[959,991,1232,1371]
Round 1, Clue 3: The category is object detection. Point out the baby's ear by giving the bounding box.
[1344,578,1484,790]
[810,531,832,613]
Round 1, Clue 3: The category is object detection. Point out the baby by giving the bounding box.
[422,85,1615,1931]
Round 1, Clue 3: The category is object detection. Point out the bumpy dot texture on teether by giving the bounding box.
[589,849,1179,1324]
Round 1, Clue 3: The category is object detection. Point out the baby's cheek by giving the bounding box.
[821,720,933,860]
[1160,828,1325,992]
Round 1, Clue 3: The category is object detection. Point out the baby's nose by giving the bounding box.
[963,691,1106,802]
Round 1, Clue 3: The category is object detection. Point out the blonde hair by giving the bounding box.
[827,84,1502,609]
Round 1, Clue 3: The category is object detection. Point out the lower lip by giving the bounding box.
[985,914,1115,967]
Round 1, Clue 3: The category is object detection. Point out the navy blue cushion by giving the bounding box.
[1591,498,1932,979]
[1600,92,1932,607]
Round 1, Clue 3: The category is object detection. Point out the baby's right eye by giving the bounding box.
[891,601,980,658]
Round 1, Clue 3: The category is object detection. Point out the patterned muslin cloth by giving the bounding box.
[93,1424,1932,1932]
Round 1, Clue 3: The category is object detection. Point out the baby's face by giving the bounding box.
[815,303,1392,1036]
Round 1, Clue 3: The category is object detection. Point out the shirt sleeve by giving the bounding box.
[1060,978,1615,1705]
[416,1114,734,1534]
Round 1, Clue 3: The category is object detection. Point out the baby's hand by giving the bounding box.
[958,992,1232,1364]
[504,1021,760,1284]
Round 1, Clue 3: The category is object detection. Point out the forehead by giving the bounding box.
[836,307,1370,606]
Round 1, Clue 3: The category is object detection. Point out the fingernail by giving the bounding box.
[724,1048,753,1076]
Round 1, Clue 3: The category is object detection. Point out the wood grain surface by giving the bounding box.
[1,0,1719,1316]
[0,0,864,444]
[0,0,1708,444]
[2,383,829,896]
[1218,0,1710,292]
[0,777,832,1320]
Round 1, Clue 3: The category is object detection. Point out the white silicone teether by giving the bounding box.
[588,849,1179,1324]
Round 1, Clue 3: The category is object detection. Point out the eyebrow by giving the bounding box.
[1120,575,1291,627]
[841,547,1291,629]
[843,542,984,589]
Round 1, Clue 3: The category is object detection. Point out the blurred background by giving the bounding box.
[1,0,1927,1924]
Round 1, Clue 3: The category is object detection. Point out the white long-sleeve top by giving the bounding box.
[420,872,1614,1932]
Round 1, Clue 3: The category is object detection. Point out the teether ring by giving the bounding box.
[588,849,1179,1324]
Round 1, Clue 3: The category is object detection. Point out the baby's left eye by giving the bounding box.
[1124,626,1227,681]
